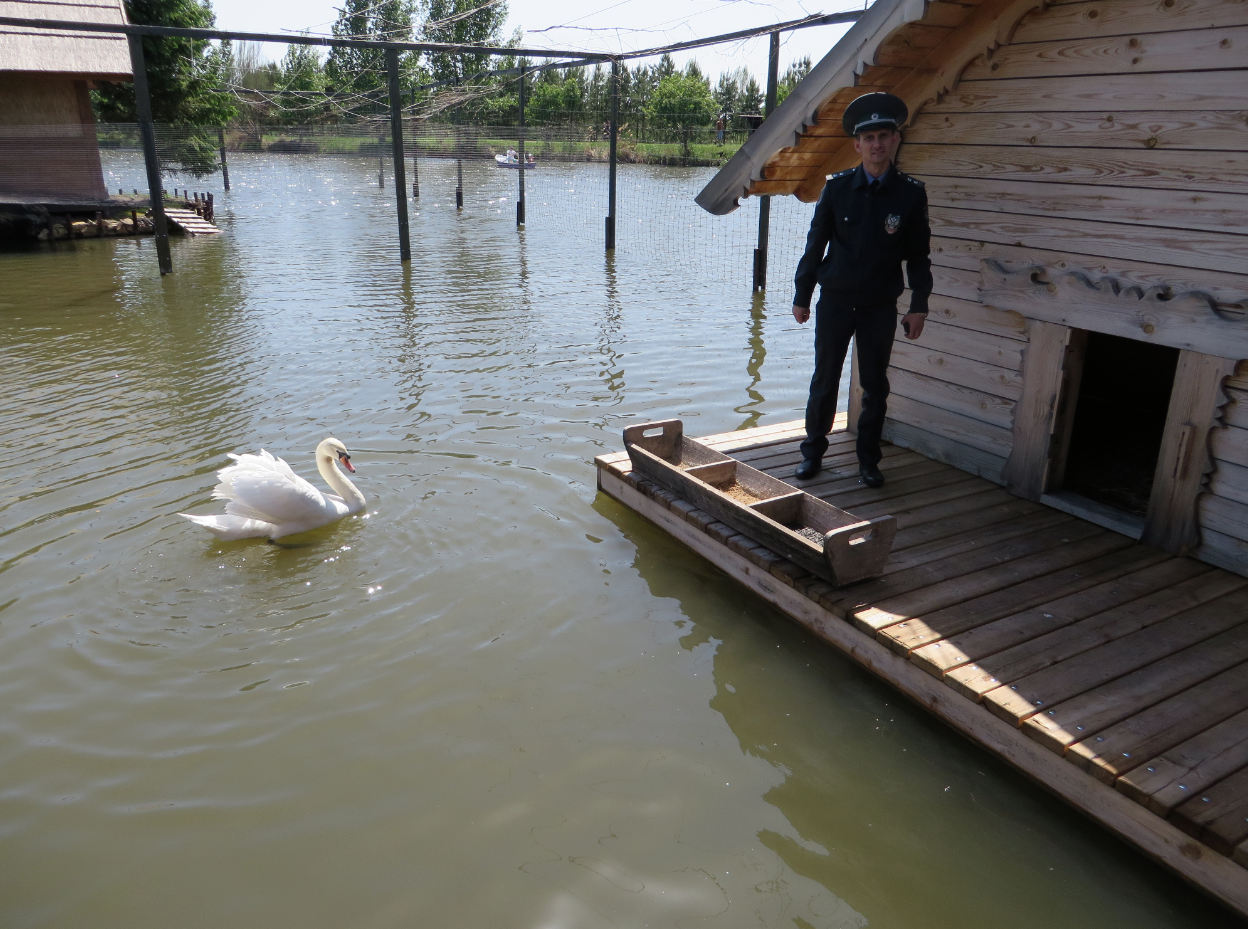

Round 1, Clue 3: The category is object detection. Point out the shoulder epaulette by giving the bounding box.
[827,168,854,181]
[898,171,925,188]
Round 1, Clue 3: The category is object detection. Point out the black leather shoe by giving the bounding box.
[794,458,822,480]
[859,463,885,487]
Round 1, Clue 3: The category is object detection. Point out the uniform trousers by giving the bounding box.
[799,298,898,467]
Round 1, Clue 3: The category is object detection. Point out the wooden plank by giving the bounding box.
[1199,494,1248,545]
[910,545,1178,675]
[597,461,1248,917]
[1002,319,1068,497]
[1225,389,1248,428]
[928,175,1248,236]
[1191,527,1248,583]
[887,493,1043,552]
[938,554,1205,691]
[877,530,1135,655]
[981,576,1248,723]
[932,205,1248,276]
[1144,352,1240,551]
[924,71,1248,113]
[881,505,1073,576]
[1117,707,1248,815]
[906,143,1248,196]
[960,28,1248,81]
[907,109,1248,152]
[1174,764,1248,854]
[883,419,1009,483]
[1019,609,1248,748]
[1211,460,1248,507]
[1013,0,1248,42]
[1066,661,1248,783]
[924,293,1028,345]
[887,392,1015,457]
[843,517,1104,631]
[890,340,1023,402]
[888,366,1017,430]
[851,480,1019,529]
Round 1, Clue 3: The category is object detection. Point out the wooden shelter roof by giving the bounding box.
[696,0,1043,214]
[0,0,131,80]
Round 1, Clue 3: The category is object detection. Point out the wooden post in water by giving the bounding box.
[753,32,780,292]
[127,33,172,275]
[516,63,526,227]
[605,59,619,251]
[217,127,230,191]
[386,48,411,263]
[456,158,463,210]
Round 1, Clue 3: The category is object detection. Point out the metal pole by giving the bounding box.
[127,33,172,274]
[753,31,780,292]
[386,48,411,263]
[516,63,526,227]
[605,60,619,251]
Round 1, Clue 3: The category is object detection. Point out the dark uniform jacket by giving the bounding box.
[793,164,933,315]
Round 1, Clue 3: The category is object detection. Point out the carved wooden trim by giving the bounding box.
[979,259,1248,360]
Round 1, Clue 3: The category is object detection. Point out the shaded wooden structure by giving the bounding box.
[0,0,131,204]
[597,419,1248,915]
[697,0,1248,576]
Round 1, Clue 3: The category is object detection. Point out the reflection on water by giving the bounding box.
[0,153,1235,928]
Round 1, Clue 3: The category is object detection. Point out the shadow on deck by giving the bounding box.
[596,419,1248,917]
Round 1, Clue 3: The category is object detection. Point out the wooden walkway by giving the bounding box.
[596,419,1248,916]
[163,208,220,235]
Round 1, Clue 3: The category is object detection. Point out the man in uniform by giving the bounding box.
[791,91,932,487]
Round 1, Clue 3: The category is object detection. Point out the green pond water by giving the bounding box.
[0,153,1234,928]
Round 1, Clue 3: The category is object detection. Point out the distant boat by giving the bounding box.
[495,154,537,169]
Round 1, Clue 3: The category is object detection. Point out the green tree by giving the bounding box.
[92,0,235,176]
[712,70,741,119]
[777,56,812,106]
[739,74,764,115]
[644,71,716,157]
[420,0,510,86]
[276,44,328,126]
[325,0,416,115]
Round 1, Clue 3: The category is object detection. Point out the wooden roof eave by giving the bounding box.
[694,0,930,216]
[697,0,1054,211]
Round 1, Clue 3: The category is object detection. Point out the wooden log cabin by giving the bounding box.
[598,0,1248,914]
[696,0,1248,573]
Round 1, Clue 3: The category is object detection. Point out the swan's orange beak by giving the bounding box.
[338,451,356,473]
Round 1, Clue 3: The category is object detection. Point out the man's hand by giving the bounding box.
[901,312,925,339]
[793,304,811,324]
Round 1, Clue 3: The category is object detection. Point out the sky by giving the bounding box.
[206,0,863,82]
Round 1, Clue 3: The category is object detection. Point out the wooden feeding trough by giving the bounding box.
[623,419,896,585]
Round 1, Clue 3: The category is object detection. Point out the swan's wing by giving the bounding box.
[212,449,340,525]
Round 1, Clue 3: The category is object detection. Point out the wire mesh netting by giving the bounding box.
[6,120,817,290]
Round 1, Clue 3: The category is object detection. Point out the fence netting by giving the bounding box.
[5,120,816,289]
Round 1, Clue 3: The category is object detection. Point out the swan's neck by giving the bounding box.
[318,454,366,511]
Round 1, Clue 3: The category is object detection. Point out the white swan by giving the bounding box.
[180,437,366,540]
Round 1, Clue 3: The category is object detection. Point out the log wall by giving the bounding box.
[880,0,1248,573]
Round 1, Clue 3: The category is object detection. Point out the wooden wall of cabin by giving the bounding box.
[871,0,1248,573]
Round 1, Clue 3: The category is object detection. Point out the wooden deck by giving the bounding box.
[596,418,1248,916]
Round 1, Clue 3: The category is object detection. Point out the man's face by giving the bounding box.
[853,127,900,175]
